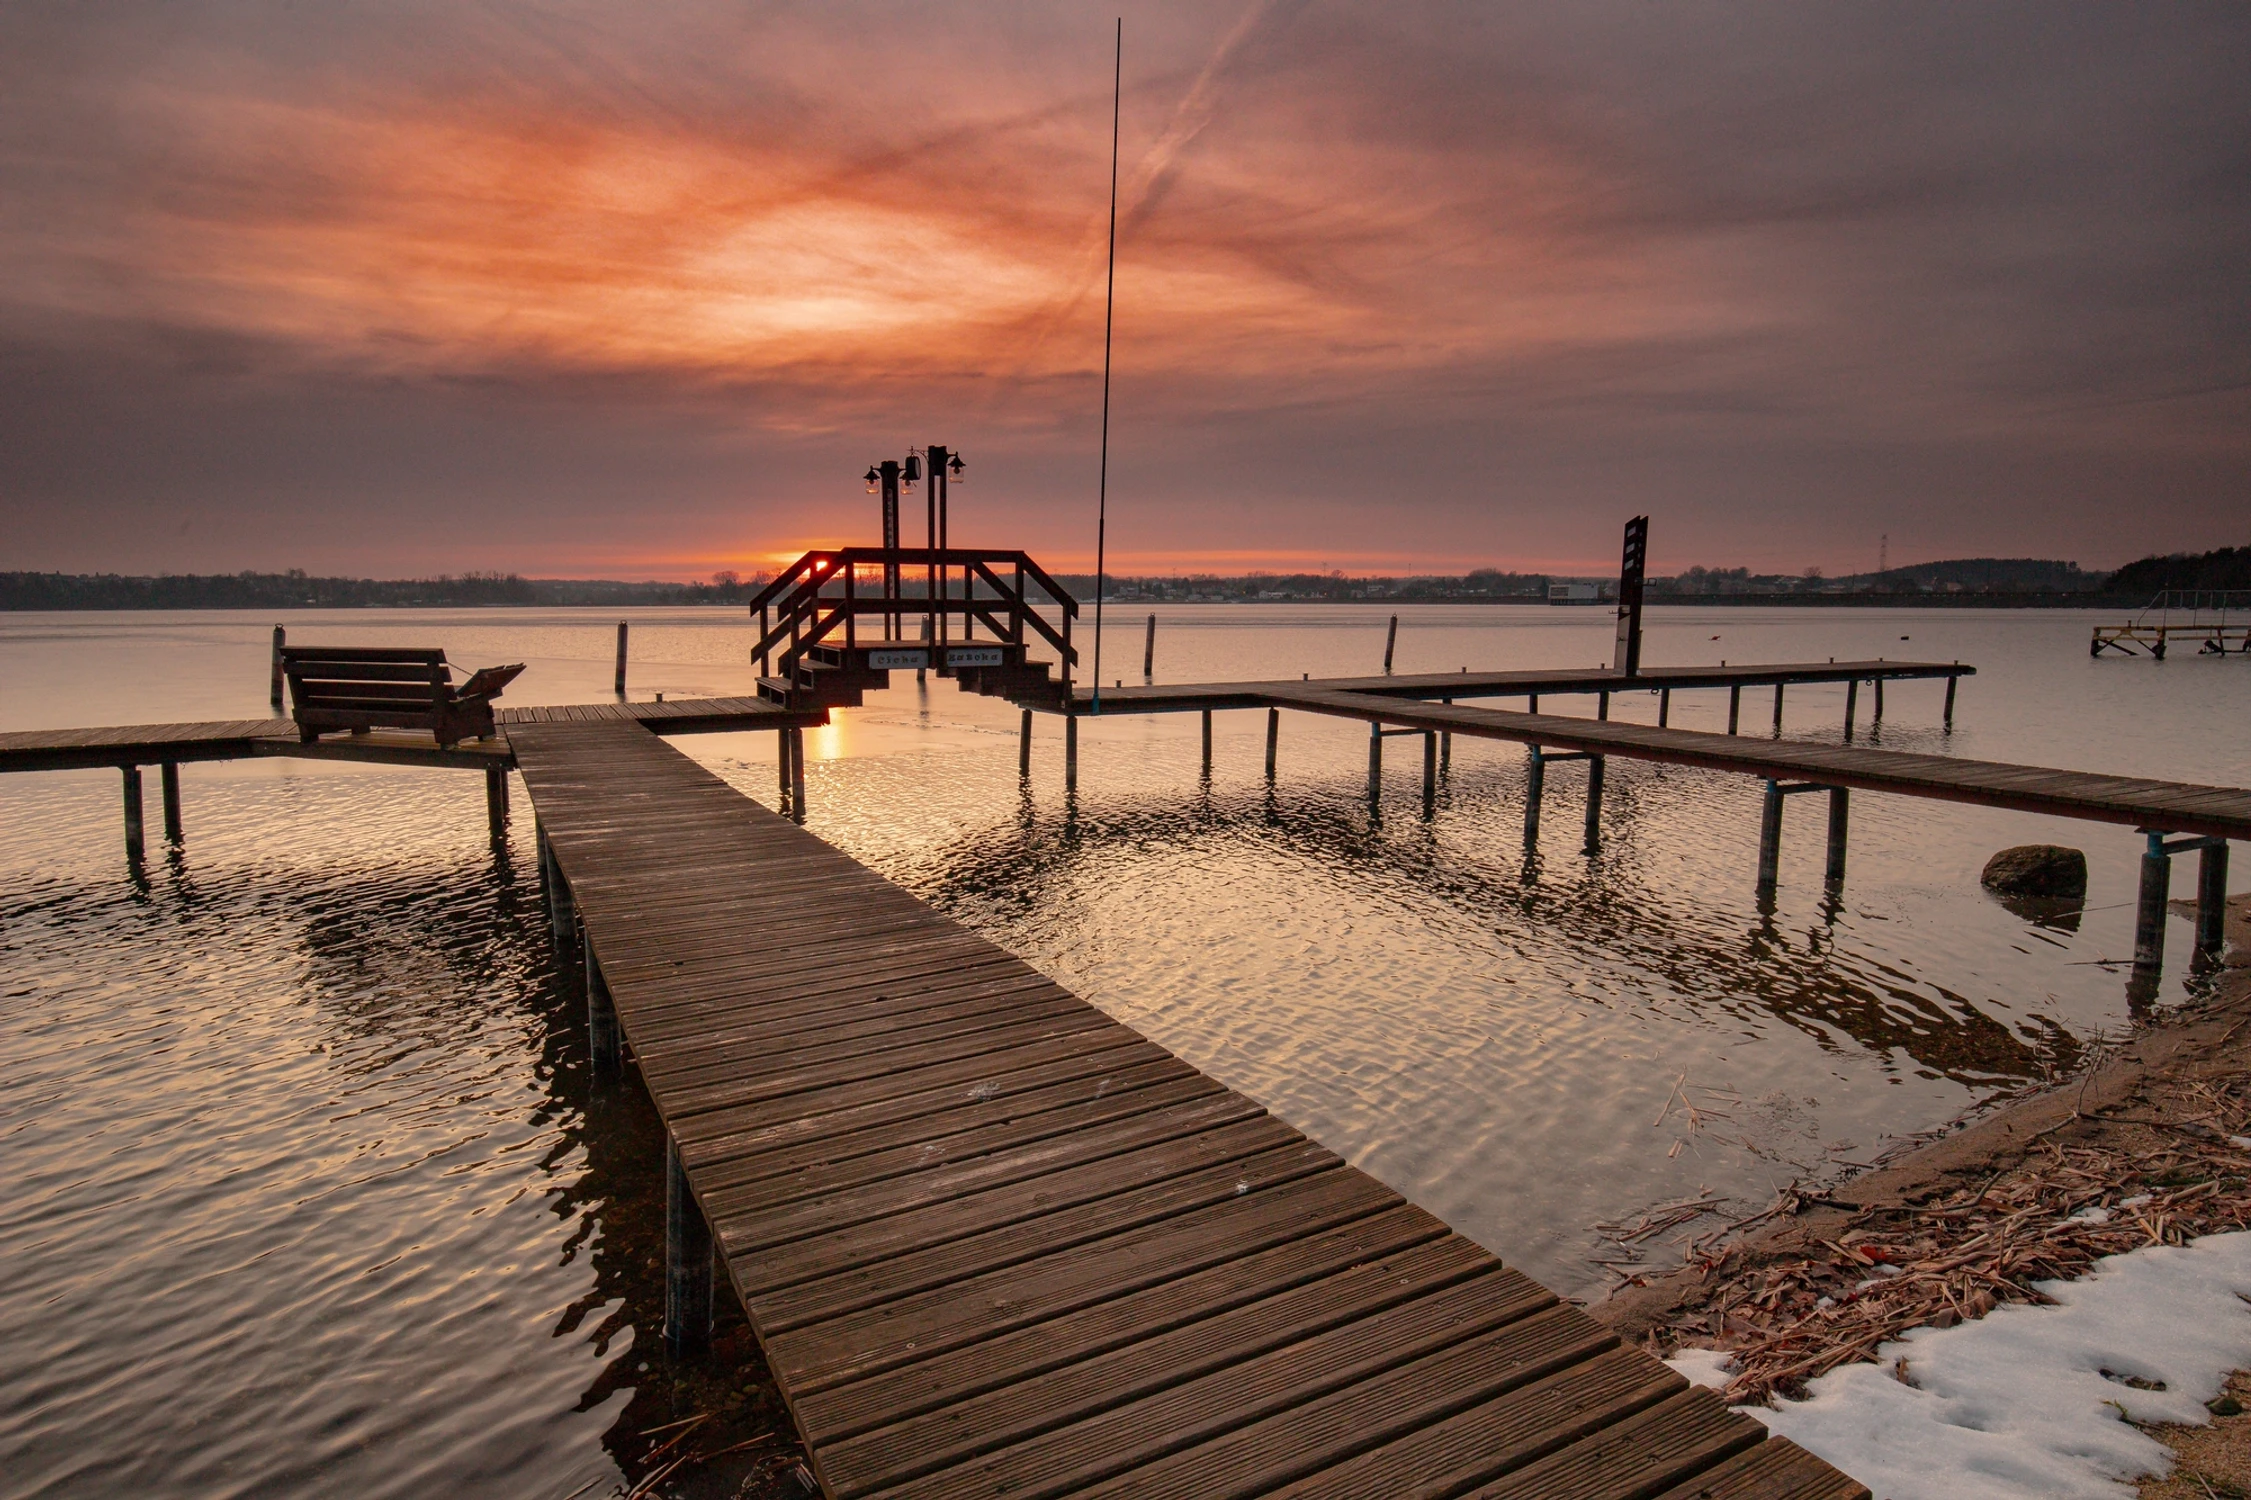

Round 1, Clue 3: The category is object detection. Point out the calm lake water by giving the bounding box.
[1,603,2243,1497]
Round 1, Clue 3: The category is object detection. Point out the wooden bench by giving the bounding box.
[280,647,525,748]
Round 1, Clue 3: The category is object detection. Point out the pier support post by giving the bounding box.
[663,1135,713,1361]
[1523,747,1545,844]
[1527,694,1539,715]
[1658,689,1670,728]
[1143,614,1156,679]
[778,731,792,809]
[2133,831,2170,974]
[1756,780,1785,899]
[160,761,183,844]
[1825,787,1849,886]
[1439,698,1451,775]
[1598,691,1610,721]
[1020,709,1033,776]
[270,625,286,709]
[545,835,574,944]
[1873,677,1885,722]
[1264,708,1279,782]
[1843,679,1858,741]
[1065,715,1078,796]
[1366,722,1383,810]
[583,931,620,1077]
[121,765,145,864]
[1582,757,1605,855]
[1200,710,1213,778]
[485,765,508,840]
[1943,671,1958,731]
[614,621,628,697]
[1728,685,1741,735]
[1773,684,1785,733]
[1422,731,1438,807]
[1384,615,1398,675]
[2197,841,2230,961]
[788,727,807,820]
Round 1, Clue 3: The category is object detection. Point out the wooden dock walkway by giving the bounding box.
[512,716,1863,1499]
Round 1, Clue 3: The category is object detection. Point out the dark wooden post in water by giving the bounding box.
[1773,683,1785,732]
[269,625,286,709]
[485,765,509,840]
[1597,691,1610,721]
[121,765,144,863]
[1143,613,1156,679]
[1019,709,1033,776]
[1728,685,1741,735]
[614,622,628,697]
[1383,615,1398,674]
[1366,722,1383,808]
[1843,679,1858,741]
[1944,669,1959,730]
[1523,746,1545,843]
[1065,714,1078,796]
[1757,779,1786,899]
[788,727,807,820]
[2134,831,2171,974]
[1825,787,1850,885]
[1439,698,1452,774]
[160,761,183,843]
[1421,731,1438,807]
[2197,841,2231,960]
[543,834,574,943]
[582,930,620,1076]
[1657,688,1670,728]
[1873,676,1885,723]
[777,731,792,811]
[1200,710,1212,777]
[663,1136,713,1360]
[1613,515,1649,676]
[1582,756,1605,854]
[1264,708,1279,781]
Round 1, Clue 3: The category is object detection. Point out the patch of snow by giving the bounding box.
[1666,1347,1736,1390]
[1674,1231,2251,1500]
[2228,1135,2251,1151]
[2065,1205,2111,1225]
[2118,1194,2152,1210]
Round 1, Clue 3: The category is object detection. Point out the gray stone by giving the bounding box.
[1981,844,2088,899]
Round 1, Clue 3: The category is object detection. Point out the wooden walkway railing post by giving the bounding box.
[664,1135,714,1360]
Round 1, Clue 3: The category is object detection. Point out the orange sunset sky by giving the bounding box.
[1,3,2246,579]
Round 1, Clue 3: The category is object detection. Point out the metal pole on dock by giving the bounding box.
[614,622,628,697]
[1200,710,1212,778]
[1383,615,1398,675]
[1582,756,1605,854]
[161,762,183,844]
[1523,747,1545,844]
[121,765,144,863]
[1944,670,1958,731]
[270,625,286,709]
[1756,780,1785,899]
[583,931,620,1077]
[1727,685,1741,735]
[485,765,509,840]
[1264,708,1279,781]
[1843,679,1858,741]
[2133,831,2169,974]
[1020,709,1034,776]
[1825,787,1850,886]
[1366,722,1383,809]
[2198,842,2231,960]
[1065,715,1078,796]
[1143,614,1156,679]
[789,727,807,820]
[663,1136,713,1360]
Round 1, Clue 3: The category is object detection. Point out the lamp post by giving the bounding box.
[865,449,963,644]
[864,459,902,638]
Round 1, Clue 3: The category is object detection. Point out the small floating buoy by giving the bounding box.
[1900,635,1910,641]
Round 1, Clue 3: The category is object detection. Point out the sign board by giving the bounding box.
[867,649,929,669]
[946,647,1005,667]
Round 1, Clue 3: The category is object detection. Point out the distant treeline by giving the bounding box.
[0,569,770,611]
[4,545,2241,610]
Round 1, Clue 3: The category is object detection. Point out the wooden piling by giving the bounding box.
[1582,756,1605,854]
[1366,722,1383,808]
[614,621,628,697]
[1756,779,1785,897]
[269,625,286,709]
[1019,709,1033,776]
[160,761,183,843]
[1843,679,1858,741]
[663,1135,713,1360]
[1383,615,1398,675]
[1598,691,1610,721]
[1422,730,1438,805]
[546,837,575,943]
[1439,698,1451,774]
[1527,693,1539,714]
[1728,685,1741,735]
[121,765,144,863]
[1773,683,1785,732]
[485,765,508,840]
[1944,670,1958,730]
[2133,832,2169,972]
[788,727,807,820]
[1264,707,1279,781]
[1658,688,1670,728]
[1873,677,1885,721]
[1143,613,1156,678]
[778,729,792,810]
[1200,709,1212,777]
[1825,787,1850,885]
[1524,746,1545,843]
[583,929,620,1076]
[1065,714,1078,796]
[2198,842,2231,958]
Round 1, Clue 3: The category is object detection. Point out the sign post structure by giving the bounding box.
[1613,515,1649,678]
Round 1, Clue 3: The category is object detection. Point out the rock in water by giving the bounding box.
[1981,844,2088,899]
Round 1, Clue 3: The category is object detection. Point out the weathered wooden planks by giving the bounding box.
[509,717,1864,1499]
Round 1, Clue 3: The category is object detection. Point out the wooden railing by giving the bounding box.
[747,548,1079,682]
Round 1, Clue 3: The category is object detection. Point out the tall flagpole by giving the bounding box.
[1091,18,1121,716]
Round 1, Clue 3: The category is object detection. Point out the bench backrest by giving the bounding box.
[280,647,452,717]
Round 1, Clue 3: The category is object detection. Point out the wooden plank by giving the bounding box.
[1457,1388,1769,1500]
[1645,1439,1871,1500]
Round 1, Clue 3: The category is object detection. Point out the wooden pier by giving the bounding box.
[515,715,1862,1499]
